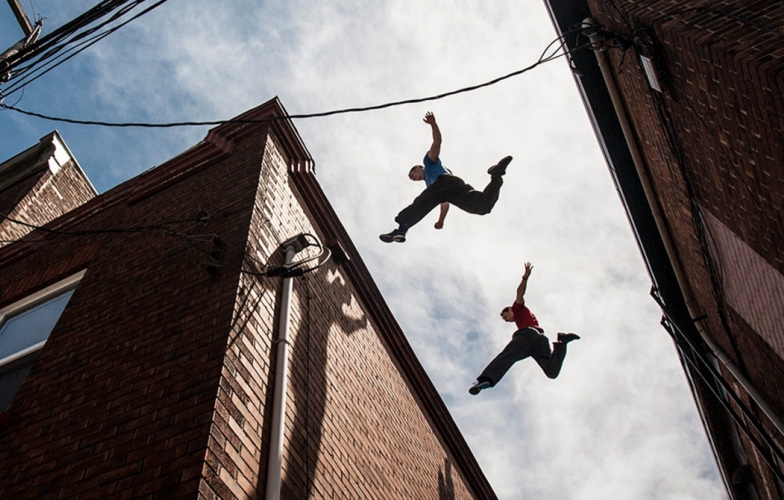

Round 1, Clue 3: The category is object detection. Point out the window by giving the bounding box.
[0,271,84,412]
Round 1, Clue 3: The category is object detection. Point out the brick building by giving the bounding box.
[0,131,96,246]
[545,1,784,499]
[0,98,495,499]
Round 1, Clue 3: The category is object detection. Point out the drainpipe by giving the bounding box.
[584,17,777,494]
[265,234,309,500]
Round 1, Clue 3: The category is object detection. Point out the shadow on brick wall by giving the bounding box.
[439,458,456,500]
[280,269,373,497]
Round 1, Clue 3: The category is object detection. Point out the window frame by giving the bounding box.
[0,270,85,369]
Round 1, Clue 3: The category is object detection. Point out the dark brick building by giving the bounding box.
[0,98,495,499]
[546,1,784,499]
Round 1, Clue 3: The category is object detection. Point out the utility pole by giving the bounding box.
[2,0,41,84]
[6,0,34,36]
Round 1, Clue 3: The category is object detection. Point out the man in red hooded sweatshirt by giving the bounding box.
[469,262,580,395]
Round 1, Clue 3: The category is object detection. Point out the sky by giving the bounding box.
[1,1,726,499]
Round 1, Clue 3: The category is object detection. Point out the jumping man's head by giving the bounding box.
[409,165,425,181]
[500,306,515,323]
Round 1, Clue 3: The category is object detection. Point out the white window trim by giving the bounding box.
[0,341,47,368]
[0,269,86,368]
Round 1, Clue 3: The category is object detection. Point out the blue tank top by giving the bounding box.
[423,153,451,186]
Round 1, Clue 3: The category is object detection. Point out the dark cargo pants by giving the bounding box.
[395,174,502,229]
[478,327,567,385]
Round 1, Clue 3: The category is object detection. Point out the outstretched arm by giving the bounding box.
[435,202,449,229]
[423,112,442,162]
[514,262,534,305]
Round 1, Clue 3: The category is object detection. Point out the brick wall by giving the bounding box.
[584,0,784,497]
[0,134,96,246]
[0,103,489,499]
[202,129,480,499]
[0,124,262,498]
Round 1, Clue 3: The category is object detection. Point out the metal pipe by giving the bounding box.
[264,244,298,500]
[584,14,783,481]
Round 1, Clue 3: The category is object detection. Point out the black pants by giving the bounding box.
[478,327,567,385]
[395,174,503,229]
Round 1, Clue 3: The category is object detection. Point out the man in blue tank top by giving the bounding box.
[379,112,513,243]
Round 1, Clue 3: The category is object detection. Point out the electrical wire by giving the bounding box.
[592,21,784,488]
[0,211,205,237]
[2,0,171,97]
[593,22,751,372]
[584,21,784,487]
[0,209,326,282]
[204,233,332,280]
[28,0,38,22]
[256,235,332,278]
[604,0,633,32]
[6,1,165,72]
[1,34,593,128]
[4,1,131,79]
[0,210,227,268]
[655,301,784,487]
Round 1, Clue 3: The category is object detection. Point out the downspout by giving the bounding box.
[265,235,308,500]
[584,16,779,491]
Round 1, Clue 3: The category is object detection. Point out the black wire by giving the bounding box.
[28,0,38,21]
[0,39,592,128]
[206,236,332,279]
[3,0,171,96]
[6,1,142,72]
[604,0,633,32]
[4,87,25,108]
[13,0,168,89]
[659,312,784,485]
[12,1,152,66]
[0,211,201,236]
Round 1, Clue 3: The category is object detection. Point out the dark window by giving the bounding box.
[0,287,76,411]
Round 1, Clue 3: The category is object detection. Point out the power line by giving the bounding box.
[0,210,208,236]
[2,0,172,96]
[0,34,591,128]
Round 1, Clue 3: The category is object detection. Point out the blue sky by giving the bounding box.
[1,1,725,498]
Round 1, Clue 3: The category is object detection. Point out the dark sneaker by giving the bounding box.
[487,155,513,177]
[379,228,406,243]
[557,332,581,344]
[468,380,492,395]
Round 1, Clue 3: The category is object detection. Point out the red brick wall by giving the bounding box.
[0,124,267,498]
[202,131,479,499]
[585,1,784,497]
[0,116,486,499]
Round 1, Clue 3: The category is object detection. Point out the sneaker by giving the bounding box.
[379,228,407,243]
[487,155,513,177]
[557,332,581,344]
[468,380,492,395]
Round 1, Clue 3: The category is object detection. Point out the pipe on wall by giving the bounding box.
[583,18,777,497]
[265,241,300,500]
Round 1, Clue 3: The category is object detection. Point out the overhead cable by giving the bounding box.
[0,32,592,128]
[2,0,172,96]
